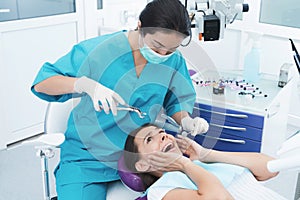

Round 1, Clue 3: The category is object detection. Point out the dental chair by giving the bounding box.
[22,98,78,200]
[24,98,142,200]
[118,155,147,200]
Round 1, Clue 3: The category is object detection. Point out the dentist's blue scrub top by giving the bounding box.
[31,31,195,185]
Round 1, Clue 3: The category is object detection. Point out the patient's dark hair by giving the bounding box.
[124,123,159,190]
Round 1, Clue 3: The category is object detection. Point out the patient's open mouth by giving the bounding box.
[163,143,174,152]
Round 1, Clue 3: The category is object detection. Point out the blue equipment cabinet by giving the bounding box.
[192,103,263,152]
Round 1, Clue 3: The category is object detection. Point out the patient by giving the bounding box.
[123,123,287,200]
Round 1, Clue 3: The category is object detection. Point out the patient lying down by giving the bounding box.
[124,123,287,200]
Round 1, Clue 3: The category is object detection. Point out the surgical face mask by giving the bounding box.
[140,44,175,64]
[139,34,175,64]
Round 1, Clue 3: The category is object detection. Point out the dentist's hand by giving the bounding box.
[181,116,209,136]
[74,76,125,115]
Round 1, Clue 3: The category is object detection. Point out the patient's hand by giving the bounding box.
[176,135,211,162]
[245,153,279,181]
[148,151,191,172]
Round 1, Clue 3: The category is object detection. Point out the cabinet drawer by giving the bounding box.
[205,119,263,142]
[193,103,264,129]
[194,133,261,152]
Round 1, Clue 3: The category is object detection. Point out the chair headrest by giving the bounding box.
[118,155,145,192]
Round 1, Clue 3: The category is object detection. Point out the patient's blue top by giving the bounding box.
[147,160,247,200]
[31,31,195,184]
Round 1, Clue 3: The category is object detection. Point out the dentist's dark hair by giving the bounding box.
[139,0,191,37]
[123,123,159,190]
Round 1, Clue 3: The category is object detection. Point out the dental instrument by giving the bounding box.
[118,104,147,119]
[100,104,147,118]
[289,39,300,74]
[238,91,268,98]
[117,104,147,119]
[159,114,245,144]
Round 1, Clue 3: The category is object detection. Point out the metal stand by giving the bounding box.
[21,133,64,200]
[37,146,55,200]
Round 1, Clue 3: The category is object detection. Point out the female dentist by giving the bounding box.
[31,0,209,199]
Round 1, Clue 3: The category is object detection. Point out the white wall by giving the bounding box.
[98,0,147,34]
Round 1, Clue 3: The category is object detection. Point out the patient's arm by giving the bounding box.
[207,151,278,181]
[163,188,232,200]
[177,136,278,181]
[149,153,233,200]
[162,162,233,200]
[177,136,277,181]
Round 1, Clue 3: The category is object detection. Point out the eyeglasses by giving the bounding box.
[180,32,192,47]
[140,31,191,54]
[139,33,174,55]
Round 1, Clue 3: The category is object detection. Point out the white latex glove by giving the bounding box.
[74,76,125,115]
[181,116,209,136]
